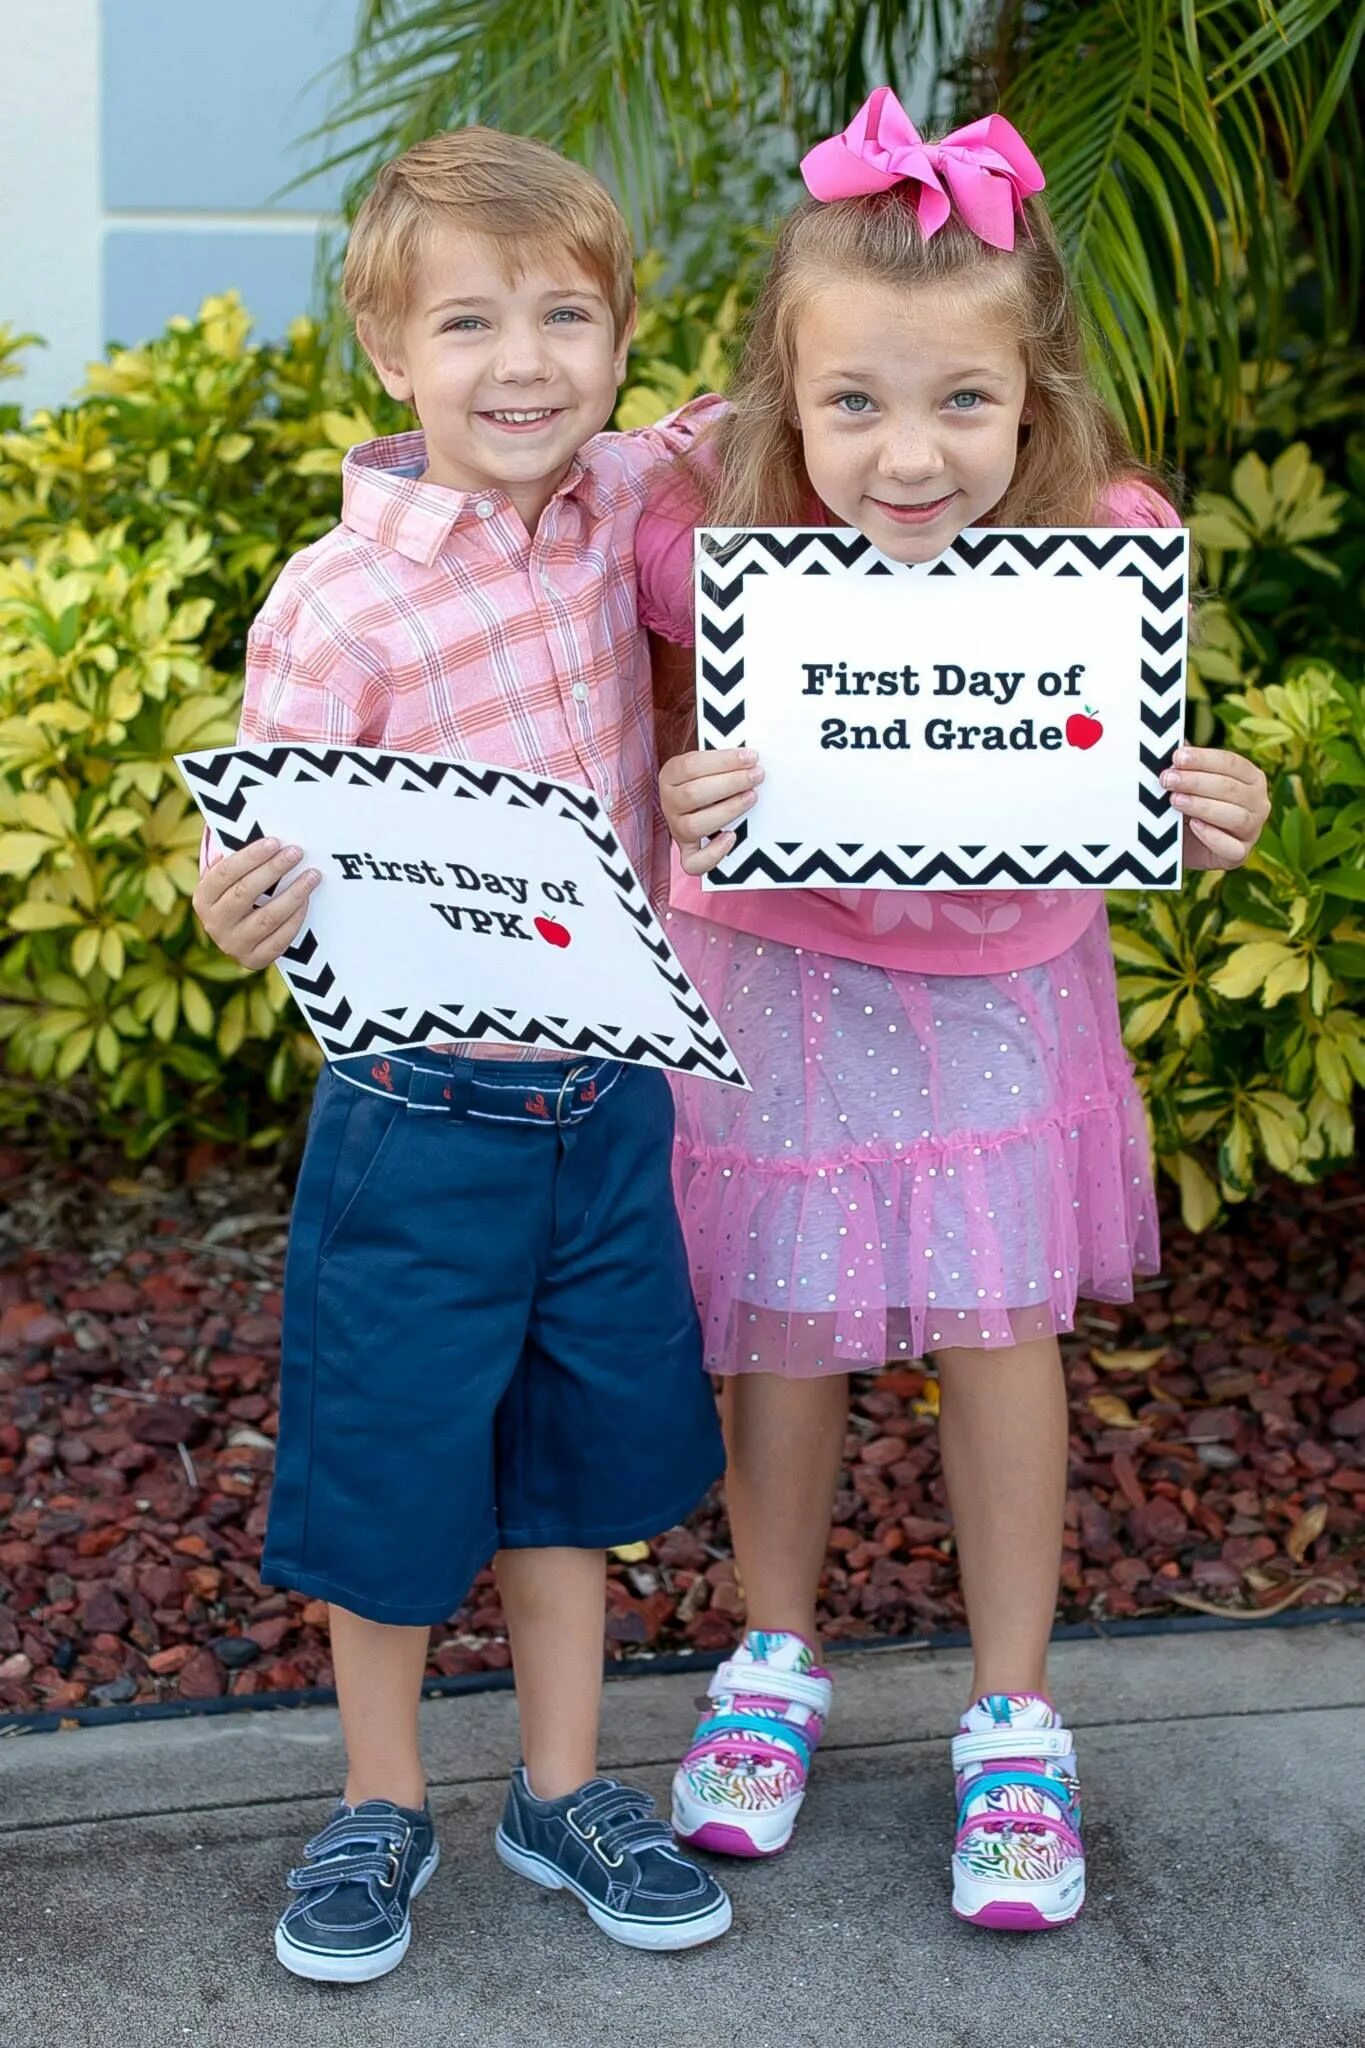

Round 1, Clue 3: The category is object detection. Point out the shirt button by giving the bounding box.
[571,682,589,702]
[475,499,495,519]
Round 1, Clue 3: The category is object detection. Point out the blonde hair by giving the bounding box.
[700,179,1165,529]
[343,127,636,349]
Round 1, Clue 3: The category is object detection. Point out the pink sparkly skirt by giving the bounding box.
[665,904,1158,1376]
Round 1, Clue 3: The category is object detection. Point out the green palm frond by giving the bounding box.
[977,0,1364,454]
[307,0,1364,454]
[306,1,955,230]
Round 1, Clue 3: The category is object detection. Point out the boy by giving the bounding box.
[193,128,729,1981]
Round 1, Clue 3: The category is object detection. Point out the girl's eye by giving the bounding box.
[947,390,987,412]
[834,392,876,415]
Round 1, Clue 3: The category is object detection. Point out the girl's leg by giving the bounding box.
[935,1334,1068,1701]
[936,1334,1086,1931]
[671,1369,845,1857]
[496,1546,606,1798]
[721,1369,850,1649]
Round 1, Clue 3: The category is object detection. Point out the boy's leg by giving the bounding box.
[496,1547,604,1798]
[266,1059,557,1980]
[329,1607,430,1810]
[490,1062,730,1948]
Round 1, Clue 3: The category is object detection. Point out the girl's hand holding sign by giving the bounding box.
[660,747,763,876]
[1162,746,1270,869]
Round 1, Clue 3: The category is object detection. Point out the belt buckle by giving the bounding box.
[555,1062,591,1128]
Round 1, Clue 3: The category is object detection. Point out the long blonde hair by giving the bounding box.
[699,181,1165,531]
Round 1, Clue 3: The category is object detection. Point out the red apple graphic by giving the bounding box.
[534,914,572,948]
[1066,706,1104,750]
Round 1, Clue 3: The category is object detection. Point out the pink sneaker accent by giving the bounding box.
[950,1692,1085,1930]
[670,1631,833,1858]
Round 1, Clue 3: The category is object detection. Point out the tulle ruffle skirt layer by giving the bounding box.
[665,905,1158,1376]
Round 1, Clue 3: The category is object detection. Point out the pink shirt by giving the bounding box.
[212,396,724,1057]
[637,478,1180,976]
[239,394,726,906]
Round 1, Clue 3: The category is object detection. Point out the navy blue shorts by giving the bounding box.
[264,1052,722,1626]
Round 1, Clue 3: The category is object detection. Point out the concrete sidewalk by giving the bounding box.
[3,1625,1362,2048]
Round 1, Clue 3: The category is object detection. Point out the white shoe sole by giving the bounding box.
[494,1827,732,1950]
[274,1843,440,1982]
[951,1858,1085,1931]
[670,1774,802,1858]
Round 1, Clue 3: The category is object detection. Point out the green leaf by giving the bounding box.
[1320,868,1365,902]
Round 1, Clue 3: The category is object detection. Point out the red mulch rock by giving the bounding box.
[0,1140,1361,1710]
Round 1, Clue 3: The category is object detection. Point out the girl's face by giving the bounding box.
[791,275,1029,561]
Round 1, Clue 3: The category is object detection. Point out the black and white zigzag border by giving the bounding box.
[695,527,1188,891]
[179,747,747,1086]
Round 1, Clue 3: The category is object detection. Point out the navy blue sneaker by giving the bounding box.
[275,1797,439,1982]
[495,1768,732,1950]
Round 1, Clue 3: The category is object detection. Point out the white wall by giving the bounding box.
[0,0,103,414]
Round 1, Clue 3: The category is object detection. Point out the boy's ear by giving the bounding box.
[356,317,415,404]
[613,296,639,385]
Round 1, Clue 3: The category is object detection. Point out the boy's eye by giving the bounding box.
[547,307,590,324]
[834,392,876,415]
[443,316,487,333]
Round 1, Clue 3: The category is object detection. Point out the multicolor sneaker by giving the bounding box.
[951,1693,1085,1930]
[670,1630,832,1858]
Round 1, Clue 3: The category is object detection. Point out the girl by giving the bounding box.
[636,90,1269,1931]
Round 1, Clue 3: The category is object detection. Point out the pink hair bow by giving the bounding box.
[799,87,1045,251]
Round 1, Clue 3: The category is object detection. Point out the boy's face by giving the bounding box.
[791,276,1028,563]
[363,227,634,530]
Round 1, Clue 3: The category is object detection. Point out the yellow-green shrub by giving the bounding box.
[1,295,1362,1204]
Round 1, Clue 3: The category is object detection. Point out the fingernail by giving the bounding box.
[750,767,765,784]
[259,837,280,853]
[1161,772,1178,789]
[740,748,758,763]
[1175,747,1192,766]
[305,870,321,885]
[284,845,303,862]
[1172,794,1191,809]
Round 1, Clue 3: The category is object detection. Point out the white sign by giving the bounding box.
[695,527,1189,891]
[178,746,747,1087]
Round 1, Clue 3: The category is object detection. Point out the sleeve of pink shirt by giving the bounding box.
[199,576,392,872]
[636,441,718,645]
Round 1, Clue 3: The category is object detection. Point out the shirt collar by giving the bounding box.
[340,429,604,566]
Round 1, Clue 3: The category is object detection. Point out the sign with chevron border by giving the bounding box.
[177,746,747,1086]
[694,527,1188,891]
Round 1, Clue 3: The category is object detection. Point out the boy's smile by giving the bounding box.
[362,227,635,531]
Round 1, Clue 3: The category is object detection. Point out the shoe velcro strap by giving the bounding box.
[707,1662,831,1713]
[690,1710,817,1765]
[951,1726,1073,1769]
[956,1769,1076,1827]
[287,1850,396,1891]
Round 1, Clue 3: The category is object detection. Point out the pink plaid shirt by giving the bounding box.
[228,395,723,1058]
